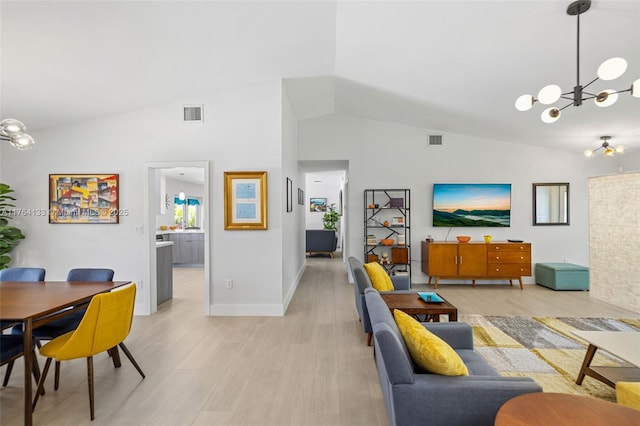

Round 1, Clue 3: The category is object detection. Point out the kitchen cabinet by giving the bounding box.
[156,242,173,305]
[169,232,204,265]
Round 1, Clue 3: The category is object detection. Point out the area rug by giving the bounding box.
[459,314,640,402]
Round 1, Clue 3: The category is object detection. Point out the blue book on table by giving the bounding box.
[417,292,444,303]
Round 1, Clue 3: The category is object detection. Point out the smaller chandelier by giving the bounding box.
[584,136,624,158]
[515,0,640,123]
[0,119,35,150]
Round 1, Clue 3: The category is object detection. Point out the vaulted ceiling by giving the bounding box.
[2,1,639,154]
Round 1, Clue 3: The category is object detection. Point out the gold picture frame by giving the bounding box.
[224,171,268,230]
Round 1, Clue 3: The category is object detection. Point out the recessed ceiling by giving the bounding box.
[2,1,639,155]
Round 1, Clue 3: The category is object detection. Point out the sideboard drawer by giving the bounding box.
[488,264,532,277]
[488,252,531,264]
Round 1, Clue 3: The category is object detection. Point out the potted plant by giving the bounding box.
[0,183,25,269]
[322,203,341,231]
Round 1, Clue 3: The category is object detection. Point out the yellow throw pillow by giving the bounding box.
[363,262,394,291]
[393,309,469,376]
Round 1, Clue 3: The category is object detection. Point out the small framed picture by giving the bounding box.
[309,197,327,212]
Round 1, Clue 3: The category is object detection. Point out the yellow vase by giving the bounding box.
[484,235,492,243]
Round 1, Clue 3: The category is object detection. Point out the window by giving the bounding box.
[174,196,202,229]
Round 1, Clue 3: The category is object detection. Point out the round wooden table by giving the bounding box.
[495,392,640,425]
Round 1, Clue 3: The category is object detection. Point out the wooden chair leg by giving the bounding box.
[54,361,61,390]
[32,358,53,412]
[367,333,373,346]
[118,342,145,378]
[2,360,14,387]
[108,346,121,368]
[87,356,95,421]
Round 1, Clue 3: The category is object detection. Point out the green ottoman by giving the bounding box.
[535,263,589,291]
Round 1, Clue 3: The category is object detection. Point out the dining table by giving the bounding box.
[0,280,131,426]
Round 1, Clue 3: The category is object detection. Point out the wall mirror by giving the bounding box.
[533,183,570,226]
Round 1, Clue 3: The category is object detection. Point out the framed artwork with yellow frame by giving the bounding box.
[224,171,268,230]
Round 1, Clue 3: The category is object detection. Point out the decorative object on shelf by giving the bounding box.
[389,198,404,208]
[322,203,340,230]
[392,216,404,226]
[380,252,391,265]
[0,118,35,150]
[397,234,406,246]
[367,254,380,263]
[456,235,471,243]
[0,183,26,269]
[49,174,120,224]
[380,238,394,246]
[584,136,625,157]
[484,235,492,243]
[223,171,267,230]
[309,197,327,212]
[514,0,639,123]
[391,247,409,264]
[383,220,390,227]
[367,235,377,245]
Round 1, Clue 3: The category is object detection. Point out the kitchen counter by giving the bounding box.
[156,229,204,235]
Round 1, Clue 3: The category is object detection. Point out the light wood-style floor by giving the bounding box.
[1,256,638,425]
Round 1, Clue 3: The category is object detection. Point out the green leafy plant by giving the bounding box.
[0,183,25,269]
[322,203,341,231]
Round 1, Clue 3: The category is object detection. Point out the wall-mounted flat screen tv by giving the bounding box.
[433,183,511,227]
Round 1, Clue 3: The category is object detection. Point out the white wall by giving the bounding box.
[281,86,306,312]
[298,114,621,285]
[1,80,289,315]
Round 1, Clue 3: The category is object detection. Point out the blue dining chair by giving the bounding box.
[0,267,46,386]
[0,267,46,281]
[1,335,44,393]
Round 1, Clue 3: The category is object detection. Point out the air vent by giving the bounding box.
[428,134,443,146]
[183,105,203,122]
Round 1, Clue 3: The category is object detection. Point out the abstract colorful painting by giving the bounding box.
[49,174,120,224]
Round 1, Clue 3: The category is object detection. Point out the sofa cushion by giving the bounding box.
[616,382,640,410]
[363,262,394,291]
[394,309,469,376]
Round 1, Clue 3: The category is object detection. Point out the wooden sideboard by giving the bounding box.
[421,241,531,289]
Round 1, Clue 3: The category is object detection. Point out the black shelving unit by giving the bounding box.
[363,189,411,280]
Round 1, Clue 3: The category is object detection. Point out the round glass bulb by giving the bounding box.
[604,147,615,156]
[632,78,640,98]
[615,145,625,154]
[0,118,26,136]
[597,57,627,81]
[537,85,562,105]
[515,94,534,111]
[541,107,560,123]
[179,191,186,200]
[10,133,35,150]
[594,90,618,108]
[584,149,594,158]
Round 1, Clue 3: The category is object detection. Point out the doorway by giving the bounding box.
[144,161,211,315]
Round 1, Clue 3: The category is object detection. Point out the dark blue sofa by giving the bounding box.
[305,229,337,258]
[365,288,542,426]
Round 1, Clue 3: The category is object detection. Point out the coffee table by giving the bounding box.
[495,392,640,425]
[380,292,457,322]
[572,330,640,388]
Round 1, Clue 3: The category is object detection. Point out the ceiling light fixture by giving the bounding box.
[0,118,35,150]
[583,136,625,158]
[515,0,640,123]
[178,173,186,200]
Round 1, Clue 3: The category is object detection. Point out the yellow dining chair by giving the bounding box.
[32,284,145,420]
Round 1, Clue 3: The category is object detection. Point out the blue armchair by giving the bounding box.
[348,256,412,345]
[306,229,337,258]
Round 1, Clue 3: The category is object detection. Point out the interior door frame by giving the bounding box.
[144,161,211,315]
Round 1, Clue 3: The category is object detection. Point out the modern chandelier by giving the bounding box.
[0,118,35,150]
[515,0,640,123]
[584,136,624,157]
